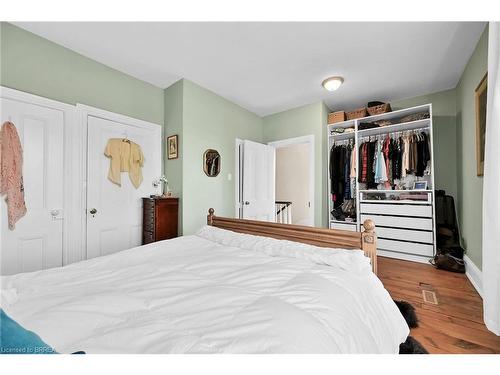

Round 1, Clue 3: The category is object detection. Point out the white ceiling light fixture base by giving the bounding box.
[322,76,344,91]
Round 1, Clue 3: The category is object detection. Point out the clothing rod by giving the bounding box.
[358,127,429,140]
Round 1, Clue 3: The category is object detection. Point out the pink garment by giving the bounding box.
[0,121,27,229]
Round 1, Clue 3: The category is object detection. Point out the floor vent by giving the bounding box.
[422,289,438,305]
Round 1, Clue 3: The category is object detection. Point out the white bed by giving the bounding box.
[0,225,409,353]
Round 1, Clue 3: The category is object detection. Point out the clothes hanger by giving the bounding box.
[121,130,130,143]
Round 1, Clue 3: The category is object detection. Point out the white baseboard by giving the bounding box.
[464,254,483,298]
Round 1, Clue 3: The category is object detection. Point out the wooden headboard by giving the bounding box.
[206,208,377,274]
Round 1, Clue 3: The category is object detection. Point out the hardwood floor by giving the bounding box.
[378,256,500,354]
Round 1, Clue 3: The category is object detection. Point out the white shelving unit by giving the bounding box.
[326,104,436,263]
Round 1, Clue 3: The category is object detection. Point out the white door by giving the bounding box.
[0,99,64,275]
[86,115,161,259]
[241,140,275,221]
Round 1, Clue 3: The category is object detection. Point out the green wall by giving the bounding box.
[0,22,164,125]
[165,79,263,235]
[393,26,488,270]
[456,26,489,270]
[262,102,328,227]
[164,80,184,233]
[392,89,458,200]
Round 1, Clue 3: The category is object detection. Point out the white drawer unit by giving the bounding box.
[376,227,433,244]
[377,238,434,257]
[359,199,435,260]
[360,214,433,231]
[330,222,357,232]
[360,203,432,218]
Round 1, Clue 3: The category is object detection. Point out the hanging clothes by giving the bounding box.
[350,147,356,199]
[374,140,388,184]
[358,142,367,183]
[391,137,403,181]
[366,141,377,189]
[356,129,430,190]
[329,143,345,208]
[0,121,27,230]
[401,135,410,178]
[343,146,351,199]
[105,138,144,189]
[383,136,392,189]
[416,132,430,176]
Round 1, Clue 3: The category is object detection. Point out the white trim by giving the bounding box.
[0,86,79,267]
[268,135,315,227]
[76,104,162,261]
[464,254,483,298]
[234,138,243,218]
[76,104,162,129]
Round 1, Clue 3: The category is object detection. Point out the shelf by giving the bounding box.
[360,199,431,205]
[329,131,355,140]
[355,104,431,123]
[327,119,355,130]
[330,219,357,224]
[358,189,433,193]
[357,118,430,138]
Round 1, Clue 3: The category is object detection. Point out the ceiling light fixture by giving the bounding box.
[322,76,344,91]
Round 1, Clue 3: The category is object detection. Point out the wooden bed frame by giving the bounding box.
[207,208,377,274]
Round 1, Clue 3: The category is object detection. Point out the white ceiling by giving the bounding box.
[15,22,486,116]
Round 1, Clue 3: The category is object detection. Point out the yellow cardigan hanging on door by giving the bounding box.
[104,138,144,188]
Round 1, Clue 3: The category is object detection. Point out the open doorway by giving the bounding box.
[268,135,314,226]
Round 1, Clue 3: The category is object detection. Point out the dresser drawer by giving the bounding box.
[142,197,179,245]
[360,203,432,218]
[142,230,154,245]
[376,227,433,244]
[377,238,434,257]
[143,217,155,232]
[329,222,357,232]
[361,214,433,231]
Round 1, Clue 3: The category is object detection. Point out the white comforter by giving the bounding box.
[1,226,409,353]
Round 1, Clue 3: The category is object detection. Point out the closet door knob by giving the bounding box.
[89,208,98,217]
[244,201,250,205]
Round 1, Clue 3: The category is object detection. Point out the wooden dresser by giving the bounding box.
[142,197,179,245]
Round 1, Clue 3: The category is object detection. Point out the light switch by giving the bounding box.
[227,173,232,181]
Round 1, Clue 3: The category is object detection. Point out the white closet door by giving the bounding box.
[86,115,161,259]
[0,98,64,275]
[241,140,275,221]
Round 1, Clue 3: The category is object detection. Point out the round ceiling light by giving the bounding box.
[322,76,344,91]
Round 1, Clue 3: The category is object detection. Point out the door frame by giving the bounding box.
[235,138,243,218]
[267,135,315,226]
[0,86,79,266]
[77,104,162,260]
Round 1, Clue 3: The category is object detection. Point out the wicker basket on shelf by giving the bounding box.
[327,111,346,124]
[367,103,392,116]
[346,107,367,120]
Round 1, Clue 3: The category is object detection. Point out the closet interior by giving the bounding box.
[327,104,436,262]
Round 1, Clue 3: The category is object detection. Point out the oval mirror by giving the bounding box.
[203,149,221,177]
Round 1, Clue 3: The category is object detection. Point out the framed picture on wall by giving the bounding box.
[475,72,487,176]
[167,135,178,160]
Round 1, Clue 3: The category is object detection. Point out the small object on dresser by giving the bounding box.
[327,111,346,124]
[142,197,179,244]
